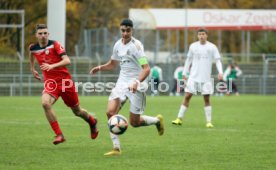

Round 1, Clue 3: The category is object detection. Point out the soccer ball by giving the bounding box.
[108,114,128,135]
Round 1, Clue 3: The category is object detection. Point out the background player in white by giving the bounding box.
[172,28,223,128]
[90,19,164,156]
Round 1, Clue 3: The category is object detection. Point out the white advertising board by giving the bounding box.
[130,9,276,30]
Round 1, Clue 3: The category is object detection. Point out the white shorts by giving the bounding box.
[185,79,214,95]
[109,86,146,114]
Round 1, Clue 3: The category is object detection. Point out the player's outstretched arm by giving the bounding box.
[89,59,118,74]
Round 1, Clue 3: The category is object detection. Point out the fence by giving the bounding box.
[75,27,276,64]
[0,57,275,96]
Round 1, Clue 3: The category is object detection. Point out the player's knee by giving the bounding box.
[106,111,116,119]
[72,108,82,117]
[42,101,51,110]
[185,94,192,99]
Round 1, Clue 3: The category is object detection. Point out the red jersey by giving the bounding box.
[29,40,72,81]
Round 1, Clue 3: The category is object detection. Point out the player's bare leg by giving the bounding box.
[104,99,122,156]
[183,92,193,107]
[203,95,213,128]
[129,113,143,127]
[129,111,164,135]
[71,105,99,139]
[172,92,193,125]
[203,95,210,106]
[106,99,121,119]
[41,93,65,145]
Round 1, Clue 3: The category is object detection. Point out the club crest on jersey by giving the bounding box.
[45,49,49,55]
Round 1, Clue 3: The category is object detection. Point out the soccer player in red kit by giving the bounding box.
[29,24,98,145]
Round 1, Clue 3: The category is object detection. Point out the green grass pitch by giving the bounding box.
[0,95,275,169]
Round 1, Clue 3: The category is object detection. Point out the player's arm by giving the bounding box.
[182,45,193,80]
[40,54,70,71]
[90,42,120,74]
[216,59,223,81]
[137,62,150,83]
[213,45,223,80]
[40,41,70,71]
[89,59,118,74]
[29,48,41,80]
[129,57,150,93]
[182,57,192,80]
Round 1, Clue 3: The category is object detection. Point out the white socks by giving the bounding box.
[141,115,159,125]
[177,105,187,119]
[204,106,212,123]
[177,105,212,123]
[109,132,120,150]
[109,115,159,149]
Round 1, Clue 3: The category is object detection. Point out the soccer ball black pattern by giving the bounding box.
[108,114,128,135]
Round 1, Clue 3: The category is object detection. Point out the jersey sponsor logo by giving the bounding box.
[120,59,130,65]
[119,54,132,65]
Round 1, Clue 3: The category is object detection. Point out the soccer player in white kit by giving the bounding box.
[172,28,223,128]
[90,19,164,156]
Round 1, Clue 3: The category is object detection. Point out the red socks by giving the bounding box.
[50,116,94,136]
[50,121,62,135]
[88,115,96,125]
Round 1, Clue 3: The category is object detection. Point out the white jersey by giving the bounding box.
[184,41,221,83]
[111,37,146,85]
[110,37,147,114]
